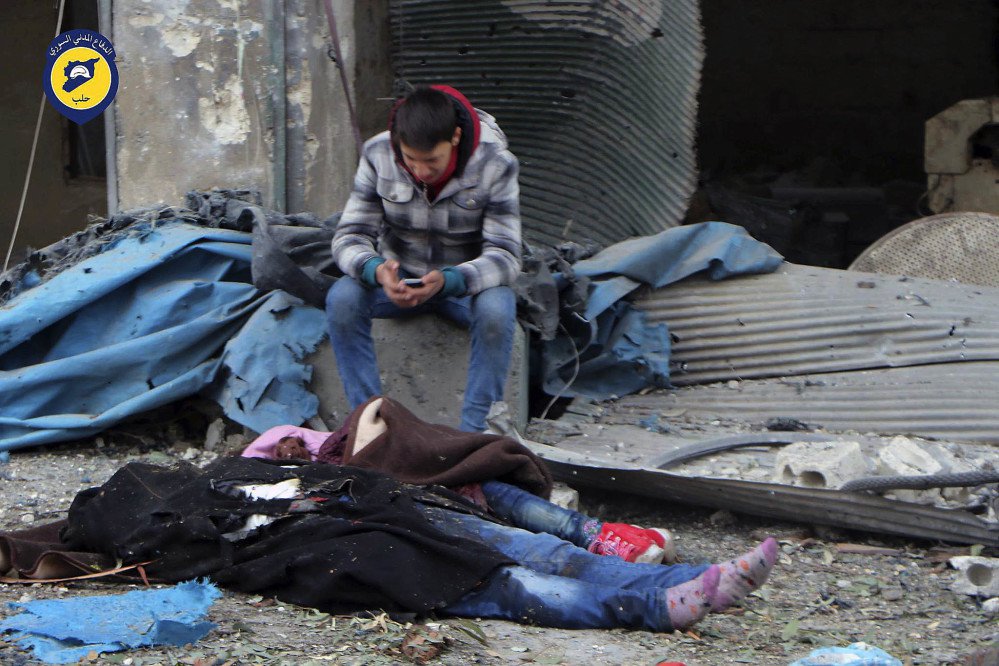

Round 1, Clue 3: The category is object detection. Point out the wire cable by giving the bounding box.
[4,0,68,273]
[539,322,582,421]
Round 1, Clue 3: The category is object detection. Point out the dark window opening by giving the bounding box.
[64,0,106,180]
[971,123,999,166]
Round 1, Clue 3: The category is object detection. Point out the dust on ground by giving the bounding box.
[0,410,995,666]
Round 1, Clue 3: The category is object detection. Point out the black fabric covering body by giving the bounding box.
[61,457,512,615]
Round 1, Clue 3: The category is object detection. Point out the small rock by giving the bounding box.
[882,587,904,601]
[549,483,579,511]
[19,513,34,524]
[224,433,248,453]
[983,597,999,615]
[709,509,736,526]
[205,418,226,451]
[727,380,740,389]
[182,447,200,460]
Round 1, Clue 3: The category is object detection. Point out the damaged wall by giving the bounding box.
[111,0,391,216]
[1,1,107,262]
[114,0,276,209]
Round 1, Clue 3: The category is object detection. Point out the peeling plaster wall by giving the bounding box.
[285,0,391,215]
[111,0,389,217]
[114,0,275,208]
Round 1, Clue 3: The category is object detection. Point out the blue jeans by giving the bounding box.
[325,277,516,432]
[425,507,709,631]
[481,480,599,547]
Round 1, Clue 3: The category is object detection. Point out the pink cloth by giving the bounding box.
[241,425,331,461]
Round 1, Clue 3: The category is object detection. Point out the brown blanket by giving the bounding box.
[339,396,553,499]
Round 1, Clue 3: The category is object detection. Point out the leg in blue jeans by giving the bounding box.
[480,480,600,547]
[446,565,676,631]
[425,507,710,631]
[434,286,516,433]
[325,278,515,432]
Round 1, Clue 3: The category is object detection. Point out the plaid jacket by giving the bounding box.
[331,110,521,295]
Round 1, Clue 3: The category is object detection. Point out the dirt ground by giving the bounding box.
[0,417,996,666]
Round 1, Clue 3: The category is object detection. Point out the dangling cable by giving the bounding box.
[321,0,362,157]
[539,322,583,421]
[4,0,68,273]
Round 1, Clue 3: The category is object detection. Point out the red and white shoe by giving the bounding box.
[587,523,667,564]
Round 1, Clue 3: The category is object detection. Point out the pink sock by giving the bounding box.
[711,537,778,612]
[665,564,719,630]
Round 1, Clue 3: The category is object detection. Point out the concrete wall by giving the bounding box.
[1,2,106,263]
[698,0,999,184]
[111,0,391,217]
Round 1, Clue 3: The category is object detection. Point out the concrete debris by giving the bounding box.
[223,433,248,454]
[775,440,872,490]
[949,556,999,598]
[204,418,226,451]
[549,483,579,511]
[876,436,976,505]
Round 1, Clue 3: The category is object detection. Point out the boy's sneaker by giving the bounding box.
[588,523,666,564]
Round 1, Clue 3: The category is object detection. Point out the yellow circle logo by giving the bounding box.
[50,46,112,110]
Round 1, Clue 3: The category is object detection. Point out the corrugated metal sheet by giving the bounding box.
[634,263,999,386]
[608,363,999,443]
[389,0,703,247]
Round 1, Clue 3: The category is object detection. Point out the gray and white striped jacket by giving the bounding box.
[331,110,521,295]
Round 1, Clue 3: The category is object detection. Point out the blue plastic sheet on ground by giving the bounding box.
[0,220,327,451]
[788,642,903,666]
[0,580,221,664]
[542,222,783,399]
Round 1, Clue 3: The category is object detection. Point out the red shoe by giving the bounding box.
[587,523,666,564]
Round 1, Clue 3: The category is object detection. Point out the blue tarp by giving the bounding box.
[542,222,783,399]
[0,220,327,451]
[0,580,221,664]
[0,215,779,451]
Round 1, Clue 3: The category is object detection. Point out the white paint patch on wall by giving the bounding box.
[197,74,252,145]
[162,22,203,58]
[287,59,312,128]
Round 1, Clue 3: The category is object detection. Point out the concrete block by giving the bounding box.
[306,316,528,432]
[876,436,975,504]
[877,436,944,476]
[775,440,872,490]
[549,482,579,511]
[950,556,999,598]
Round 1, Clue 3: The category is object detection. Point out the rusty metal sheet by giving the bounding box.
[608,362,999,443]
[389,0,703,247]
[524,436,999,546]
[633,263,999,386]
[848,212,999,288]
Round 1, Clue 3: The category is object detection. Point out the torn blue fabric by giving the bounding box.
[0,580,221,664]
[543,222,783,399]
[0,220,327,451]
[789,642,903,666]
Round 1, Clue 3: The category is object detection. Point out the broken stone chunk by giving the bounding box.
[774,440,872,490]
[949,556,999,598]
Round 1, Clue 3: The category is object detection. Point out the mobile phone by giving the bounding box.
[402,278,424,287]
